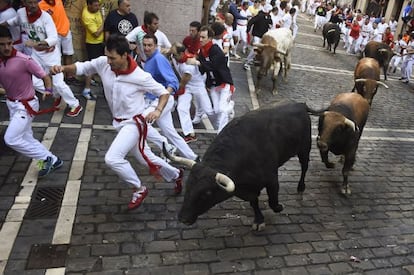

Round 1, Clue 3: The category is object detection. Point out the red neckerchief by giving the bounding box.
[200,40,213,58]
[26,7,42,23]
[0,4,11,12]
[0,48,17,64]
[178,51,194,63]
[111,55,138,76]
[141,24,150,34]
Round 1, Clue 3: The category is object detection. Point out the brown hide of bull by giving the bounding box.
[254,34,281,95]
[364,41,393,80]
[316,93,370,194]
[353,57,381,105]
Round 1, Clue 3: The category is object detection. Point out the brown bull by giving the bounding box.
[254,35,283,95]
[308,93,370,195]
[352,57,388,105]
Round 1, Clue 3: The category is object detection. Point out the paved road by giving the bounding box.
[1,13,414,275]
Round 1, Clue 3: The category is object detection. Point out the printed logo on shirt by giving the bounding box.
[118,19,133,35]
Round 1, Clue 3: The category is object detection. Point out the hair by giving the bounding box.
[210,22,225,37]
[199,25,214,38]
[105,34,130,55]
[189,21,202,31]
[289,7,296,14]
[143,33,158,44]
[87,0,99,5]
[0,25,12,39]
[280,1,287,9]
[172,42,186,54]
[117,0,125,6]
[143,11,159,26]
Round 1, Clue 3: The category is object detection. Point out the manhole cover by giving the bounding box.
[26,243,68,269]
[25,187,64,219]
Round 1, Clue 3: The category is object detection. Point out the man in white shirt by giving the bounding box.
[126,11,171,63]
[50,34,184,210]
[5,0,82,117]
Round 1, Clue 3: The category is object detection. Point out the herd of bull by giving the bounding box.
[160,24,393,232]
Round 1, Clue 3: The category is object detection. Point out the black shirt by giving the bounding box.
[104,10,139,36]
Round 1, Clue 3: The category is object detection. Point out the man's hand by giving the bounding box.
[145,108,162,124]
[42,91,52,101]
[50,65,64,75]
[186,57,200,66]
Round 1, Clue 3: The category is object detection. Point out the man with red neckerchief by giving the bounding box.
[50,34,184,210]
[187,25,235,133]
[0,25,63,178]
[38,0,75,82]
[3,0,82,117]
[171,41,214,143]
[125,11,171,65]
[182,21,201,55]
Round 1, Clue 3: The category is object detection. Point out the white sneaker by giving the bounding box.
[192,116,202,124]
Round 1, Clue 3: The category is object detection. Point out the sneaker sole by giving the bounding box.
[66,106,83,117]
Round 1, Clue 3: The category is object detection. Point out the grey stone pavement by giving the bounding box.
[1,13,414,275]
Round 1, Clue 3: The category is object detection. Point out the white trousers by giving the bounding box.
[235,25,248,51]
[31,49,79,108]
[314,15,326,29]
[105,120,180,188]
[5,98,55,162]
[177,85,214,136]
[401,57,414,81]
[210,84,234,133]
[144,96,197,160]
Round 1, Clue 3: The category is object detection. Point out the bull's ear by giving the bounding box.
[254,47,262,54]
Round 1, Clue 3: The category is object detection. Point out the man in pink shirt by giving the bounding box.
[0,25,63,177]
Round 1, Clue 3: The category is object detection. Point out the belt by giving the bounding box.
[7,96,58,116]
[113,117,127,122]
[7,96,35,102]
[237,23,247,26]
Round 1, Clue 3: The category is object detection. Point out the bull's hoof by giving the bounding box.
[252,222,266,231]
[340,185,352,195]
[272,89,278,95]
[324,162,335,168]
[297,183,305,193]
[271,203,283,213]
[256,89,261,95]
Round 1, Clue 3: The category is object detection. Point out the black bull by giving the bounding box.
[322,23,341,54]
[164,101,312,231]
[364,41,394,80]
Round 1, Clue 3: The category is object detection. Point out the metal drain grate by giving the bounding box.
[25,187,65,219]
[26,243,68,269]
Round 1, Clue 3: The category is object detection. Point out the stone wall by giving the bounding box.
[64,0,203,61]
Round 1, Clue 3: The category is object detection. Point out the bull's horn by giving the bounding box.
[343,118,357,132]
[215,173,235,192]
[378,49,388,52]
[276,50,286,55]
[162,142,196,168]
[355,78,367,83]
[376,81,389,88]
[327,29,336,34]
[253,42,265,47]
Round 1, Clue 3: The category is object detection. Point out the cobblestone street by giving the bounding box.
[1,12,414,275]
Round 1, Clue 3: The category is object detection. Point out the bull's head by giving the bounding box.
[253,43,284,78]
[162,144,235,225]
[354,78,389,105]
[317,111,358,152]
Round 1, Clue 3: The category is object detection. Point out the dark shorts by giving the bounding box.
[85,43,105,60]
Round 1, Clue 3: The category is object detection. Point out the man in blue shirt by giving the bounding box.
[141,33,199,163]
